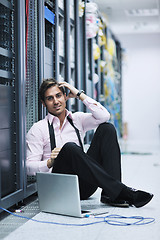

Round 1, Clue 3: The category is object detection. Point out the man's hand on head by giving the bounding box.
[59,82,79,100]
[59,82,87,101]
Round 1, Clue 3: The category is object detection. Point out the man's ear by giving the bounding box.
[41,100,46,108]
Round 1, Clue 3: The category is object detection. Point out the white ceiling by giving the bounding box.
[93,0,160,35]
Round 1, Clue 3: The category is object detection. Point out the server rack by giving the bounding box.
[114,38,123,137]
[54,0,82,113]
[0,0,123,211]
[24,0,42,197]
[24,0,85,195]
[44,0,55,80]
[103,28,123,137]
[99,42,105,104]
[0,0,26,211]
[79,0,87,113]
[87,38,94,99]
[99,24,107,105]
[85,12,123,139]
[94,34,100,102]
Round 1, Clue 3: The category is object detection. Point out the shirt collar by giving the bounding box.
[47,109,73,125]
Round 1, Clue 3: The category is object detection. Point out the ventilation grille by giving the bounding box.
[26,0,39,132]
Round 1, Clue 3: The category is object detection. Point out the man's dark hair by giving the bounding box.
[39,78,65,102]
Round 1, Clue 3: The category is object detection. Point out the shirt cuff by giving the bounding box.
[38,159,49,172]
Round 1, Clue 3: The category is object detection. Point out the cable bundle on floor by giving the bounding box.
[0,207,155,227]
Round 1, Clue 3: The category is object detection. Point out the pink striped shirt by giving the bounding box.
[26,96,110,175]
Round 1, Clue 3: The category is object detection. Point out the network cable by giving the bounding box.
[0,207,155,227]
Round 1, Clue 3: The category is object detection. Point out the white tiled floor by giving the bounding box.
[3,143,160,240]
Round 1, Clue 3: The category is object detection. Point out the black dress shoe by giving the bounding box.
[126,188,154,208]
[101,195,129,208]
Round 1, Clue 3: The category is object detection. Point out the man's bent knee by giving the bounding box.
[97,122,116,135]
[61,142,81,153]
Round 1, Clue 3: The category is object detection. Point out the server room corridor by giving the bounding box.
[1,0,160,239]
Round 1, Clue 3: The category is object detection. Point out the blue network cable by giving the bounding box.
[0,207,155,227]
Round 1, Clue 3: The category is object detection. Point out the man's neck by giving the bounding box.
[57,110,66,129]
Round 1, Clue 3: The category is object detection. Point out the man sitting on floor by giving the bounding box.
[26,78,153,208]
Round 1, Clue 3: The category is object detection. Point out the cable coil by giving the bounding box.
[0,207,155,227]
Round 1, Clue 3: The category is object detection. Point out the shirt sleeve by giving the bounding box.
[26,122,50,176]
[80,96,110,132]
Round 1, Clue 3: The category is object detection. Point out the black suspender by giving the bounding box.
[47,121,56,151]
[48,116,84,151]
[66,116,84,151]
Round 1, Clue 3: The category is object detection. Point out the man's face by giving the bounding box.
[42,85,66,117]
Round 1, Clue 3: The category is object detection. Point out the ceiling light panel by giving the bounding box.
[125,8,159,17]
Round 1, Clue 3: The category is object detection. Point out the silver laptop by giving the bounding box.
[36,172,91,218]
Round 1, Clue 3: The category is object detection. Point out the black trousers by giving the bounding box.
[52,123,126,201]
